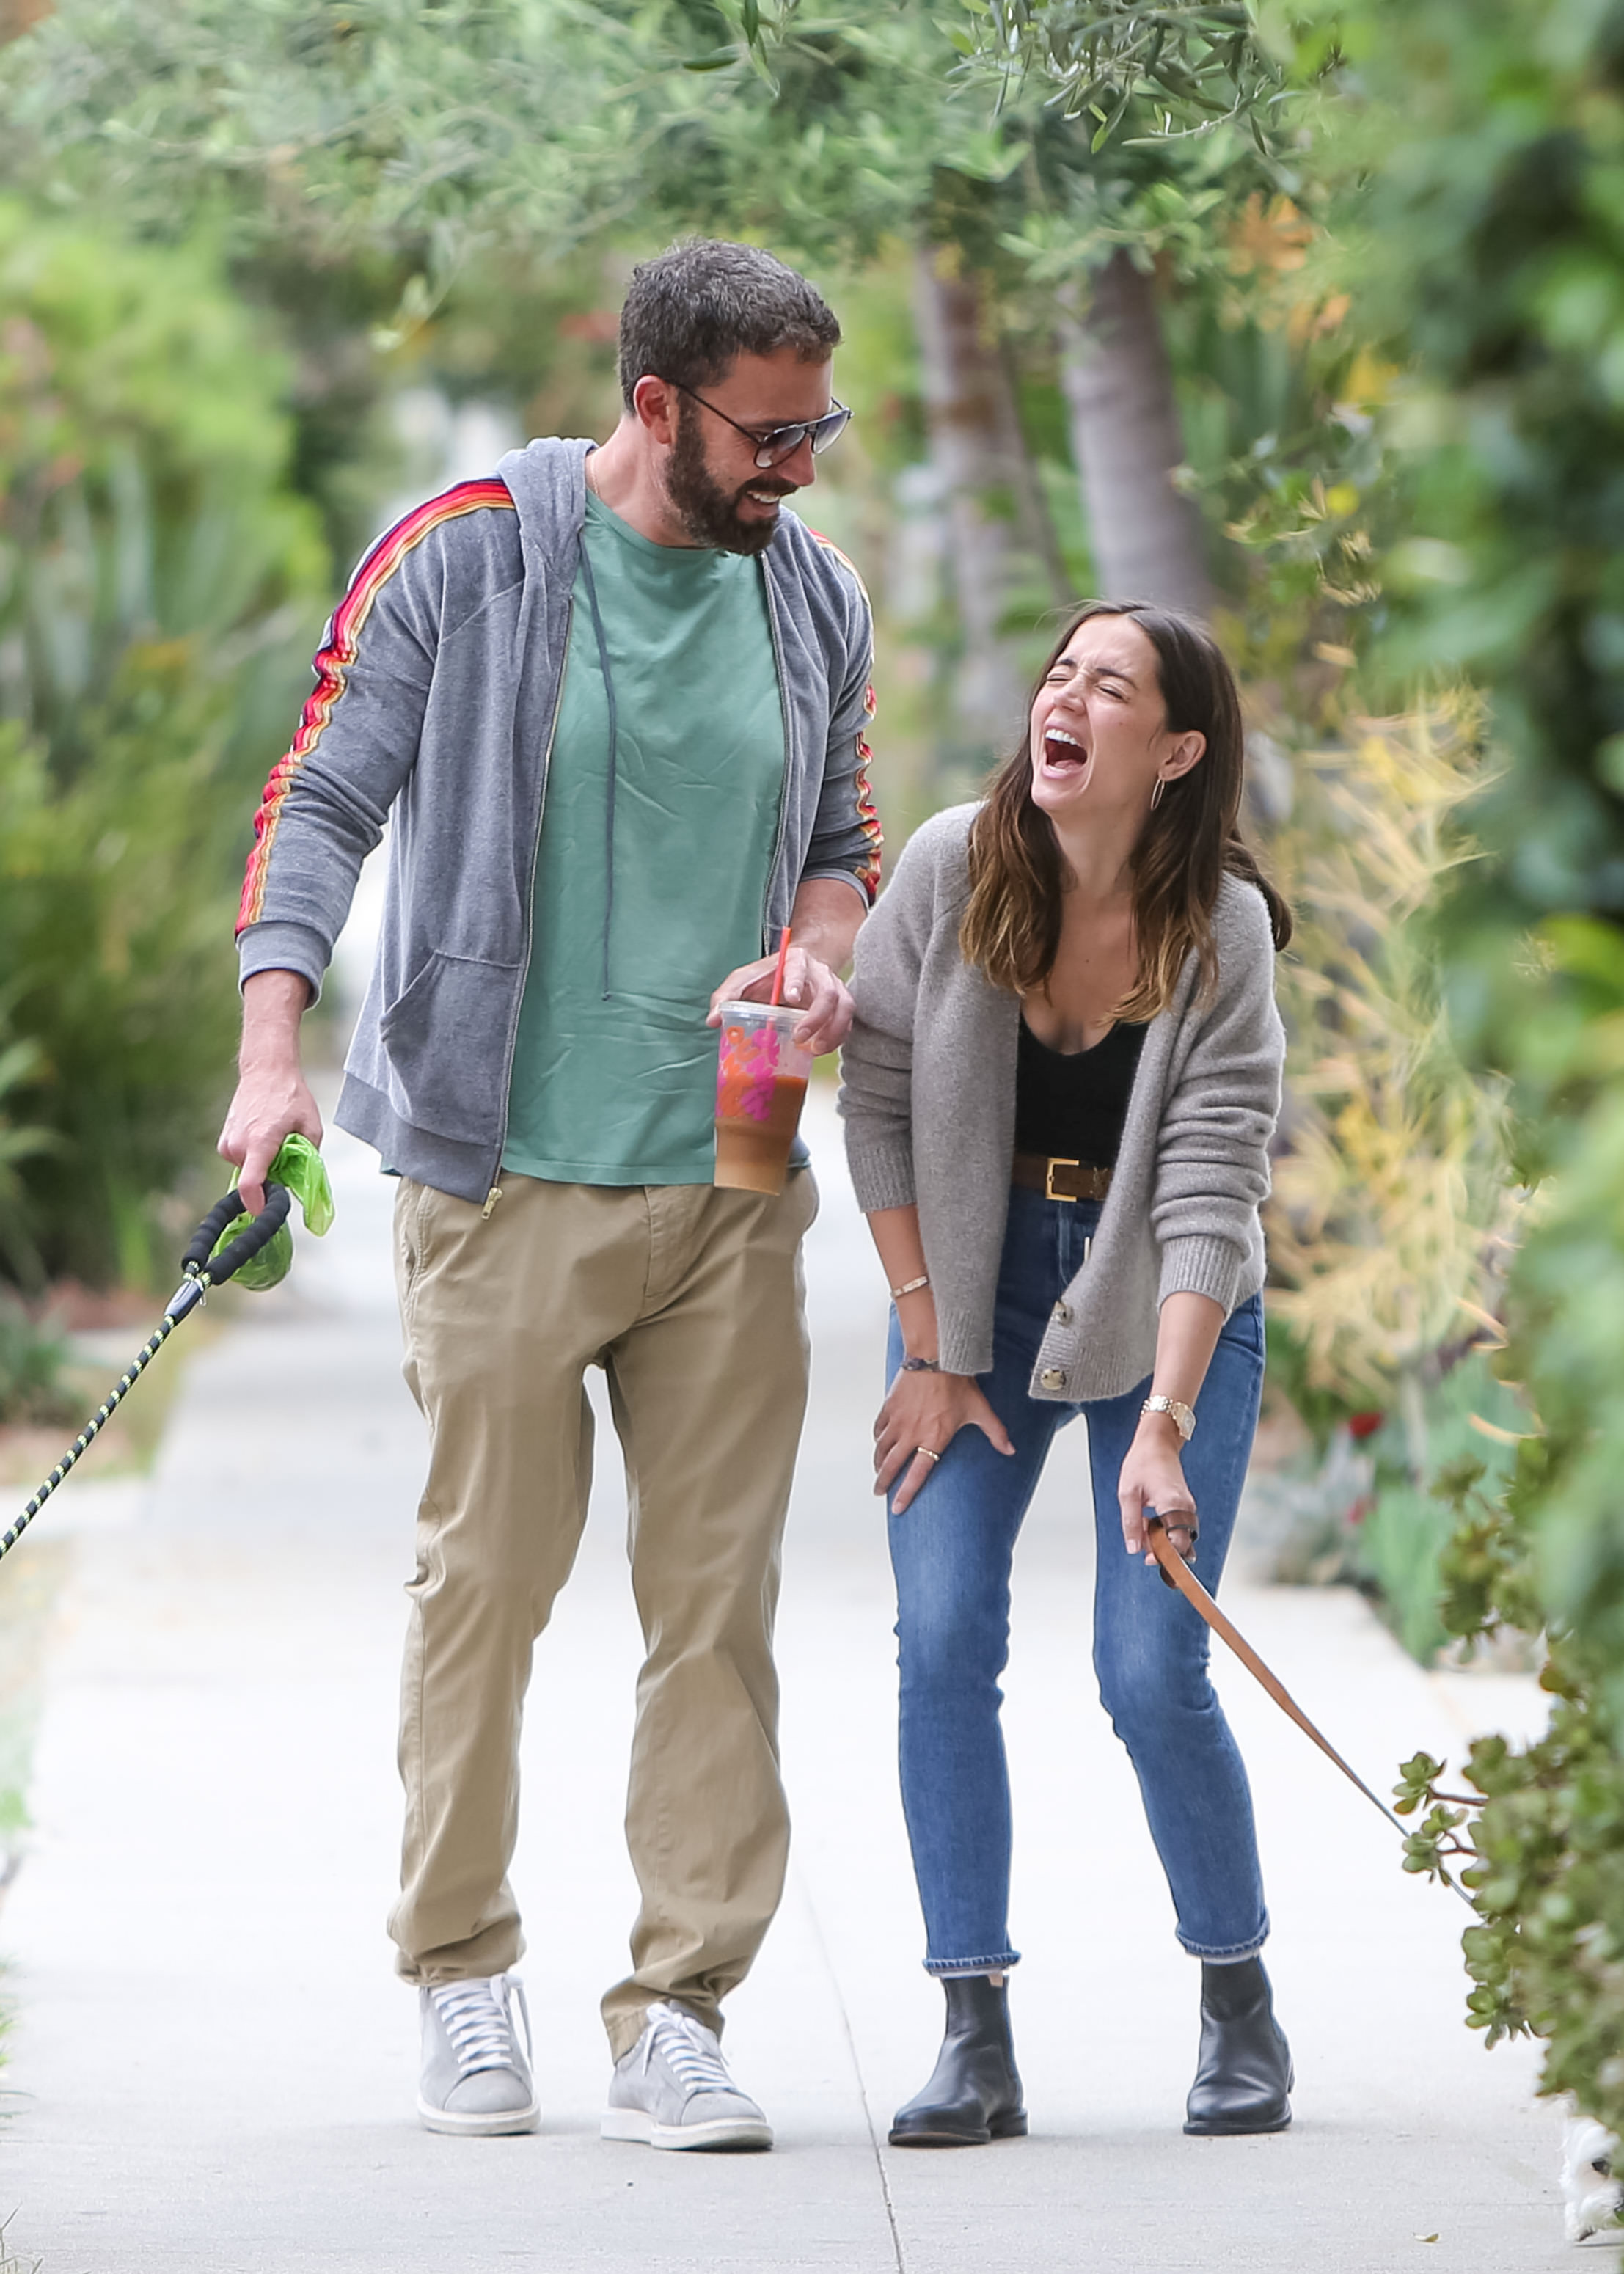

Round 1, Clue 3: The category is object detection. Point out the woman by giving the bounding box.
[838,601,1292,2147]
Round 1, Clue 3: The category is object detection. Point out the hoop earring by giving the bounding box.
[1150,776,1166,811]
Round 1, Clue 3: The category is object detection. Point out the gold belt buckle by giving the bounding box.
[1045,1155,1079,1203]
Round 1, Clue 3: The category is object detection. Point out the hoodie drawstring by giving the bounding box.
[577,533,618,1002]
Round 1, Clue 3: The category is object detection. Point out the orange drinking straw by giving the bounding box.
[769,925,792,1007]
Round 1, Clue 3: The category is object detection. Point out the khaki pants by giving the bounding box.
[388,1168,817,2058]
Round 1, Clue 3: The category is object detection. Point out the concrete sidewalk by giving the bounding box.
[0,1092,1567,2273]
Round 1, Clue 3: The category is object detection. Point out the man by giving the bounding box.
[220,240,879,2149]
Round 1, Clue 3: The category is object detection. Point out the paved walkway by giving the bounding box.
[0,1092,1568,2272]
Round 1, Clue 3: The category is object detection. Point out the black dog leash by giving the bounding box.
[0,1183,291,1568]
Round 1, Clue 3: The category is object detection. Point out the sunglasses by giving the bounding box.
[668,381,853,470]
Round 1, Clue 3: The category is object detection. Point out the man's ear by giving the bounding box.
[632,374,679,448]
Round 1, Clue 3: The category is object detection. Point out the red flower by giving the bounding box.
[1347,1411,1386,1441]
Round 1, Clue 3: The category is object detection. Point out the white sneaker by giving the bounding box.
[601,2001,772,2151]
[417,1973,540,2136]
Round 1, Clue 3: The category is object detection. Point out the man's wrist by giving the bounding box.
[240,974,312,1057]
[239,1035,306,1071]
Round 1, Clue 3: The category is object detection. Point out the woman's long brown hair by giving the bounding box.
[959,602,1292,1017]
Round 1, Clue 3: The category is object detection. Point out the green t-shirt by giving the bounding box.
[500,494,786,1185]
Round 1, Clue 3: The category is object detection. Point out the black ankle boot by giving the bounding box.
[889,1975,1028,2147]
[1183,1956,1293,2136]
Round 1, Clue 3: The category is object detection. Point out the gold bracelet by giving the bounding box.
[1141,1394,1196,1444]
[889,1273,931,1301]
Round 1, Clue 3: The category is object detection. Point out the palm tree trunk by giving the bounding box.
[999,336,1072,614]
[912,242,1034,761]
[1058,248,1212,618]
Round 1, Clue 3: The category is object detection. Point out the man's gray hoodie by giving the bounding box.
[236,438,881,1204]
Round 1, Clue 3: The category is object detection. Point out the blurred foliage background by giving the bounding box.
[1,0,1624,2143]
[0,202,327,1290]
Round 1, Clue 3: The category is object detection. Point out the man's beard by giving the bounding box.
[665,408,793,556]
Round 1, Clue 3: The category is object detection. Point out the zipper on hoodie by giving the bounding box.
[485,588,574,1209]
[758,566,795,957]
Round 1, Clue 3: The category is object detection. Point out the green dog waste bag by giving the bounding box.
[208,1132,335,1292]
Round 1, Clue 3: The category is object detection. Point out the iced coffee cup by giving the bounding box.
[714,1001,813,1196]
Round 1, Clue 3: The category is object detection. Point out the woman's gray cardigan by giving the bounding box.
[837,803,1286,1403]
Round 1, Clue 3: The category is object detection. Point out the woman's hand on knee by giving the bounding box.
[1118,1417,1198,1566]
[874,1372,1013,1515]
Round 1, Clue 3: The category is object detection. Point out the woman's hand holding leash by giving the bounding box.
[1119,1411,1199,1567]
[1122,1289,1223,1565]
[875,1369,1014,1515]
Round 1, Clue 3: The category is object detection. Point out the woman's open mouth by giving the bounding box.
[1041,727,1090,780]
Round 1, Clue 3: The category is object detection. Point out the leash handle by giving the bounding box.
[178,1182,291,1288]
[1144,1515,1424,1849]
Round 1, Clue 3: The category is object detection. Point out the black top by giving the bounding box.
[1014,1015,1148,1166]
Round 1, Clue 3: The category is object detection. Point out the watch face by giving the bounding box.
[1146,1396,1193,1439]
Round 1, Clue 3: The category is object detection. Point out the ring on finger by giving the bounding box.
[915,1446,940,1465]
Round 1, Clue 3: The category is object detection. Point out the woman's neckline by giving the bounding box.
[1020,1012,1139,1060]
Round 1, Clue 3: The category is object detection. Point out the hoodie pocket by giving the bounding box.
[379,951,522,1147]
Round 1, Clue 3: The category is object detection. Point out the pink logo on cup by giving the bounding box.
[718,1023,780,1124]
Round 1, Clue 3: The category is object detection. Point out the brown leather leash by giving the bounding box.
[1144,1516,1474,1905]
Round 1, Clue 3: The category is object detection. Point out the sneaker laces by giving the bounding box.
[430,1975,532,2080]
[642,2001,735,2096]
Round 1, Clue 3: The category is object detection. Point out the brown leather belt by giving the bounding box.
[1012,1152,1113,1203]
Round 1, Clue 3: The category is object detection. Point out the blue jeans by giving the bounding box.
[887,1188,1270,1973]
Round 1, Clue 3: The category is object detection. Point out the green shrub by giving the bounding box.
[1256,1346,1529,1663]
[1353,1483,1454,1663]
[1279,0,1624,2138]
[0,1299,72,1430]
[0,1025,54,1285]
[0,202,328,1287]
[1349,1354,1529,1664]
[0,676,262,1288]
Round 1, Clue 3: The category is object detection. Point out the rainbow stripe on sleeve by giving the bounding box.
[236,478,516,935]
[810,529,883,901]
[853,679,882,901]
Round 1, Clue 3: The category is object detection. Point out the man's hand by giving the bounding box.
[708,877,866,1056]
[708,946,853,1056]
[219,970,322,1215]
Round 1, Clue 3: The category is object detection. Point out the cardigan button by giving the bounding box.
[1039,1367,1068,1392]
[1051,1301,1074,1326]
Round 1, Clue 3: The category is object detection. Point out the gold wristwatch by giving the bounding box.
[1141,1394,1196,1444]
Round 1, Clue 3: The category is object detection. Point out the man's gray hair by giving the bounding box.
[618,239,841,409]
